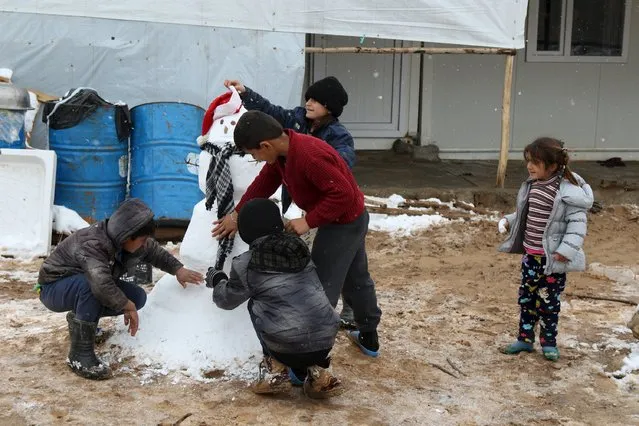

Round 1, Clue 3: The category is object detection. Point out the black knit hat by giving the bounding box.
[304,76,348,118]
[233,111,284,150]
[238,198,284,244]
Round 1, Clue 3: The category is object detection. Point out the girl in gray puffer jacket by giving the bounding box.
[206,199,343,399]
[498,137,593,361]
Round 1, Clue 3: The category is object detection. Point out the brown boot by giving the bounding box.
[251,356,292,395]
[303,365,345,399]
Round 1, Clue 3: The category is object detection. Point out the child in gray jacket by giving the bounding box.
[498,137,593,361]
[206,198,343,399]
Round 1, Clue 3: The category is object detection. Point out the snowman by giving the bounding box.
[110,87,303,378]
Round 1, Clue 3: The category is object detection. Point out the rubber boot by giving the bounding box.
[66,314,112,380]
[542,346,560,361]
[501,340,534,355]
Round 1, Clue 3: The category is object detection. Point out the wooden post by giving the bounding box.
[496,54,515,188]
[305,46,516,55]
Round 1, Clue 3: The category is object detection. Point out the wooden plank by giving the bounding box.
[305,47,516,55]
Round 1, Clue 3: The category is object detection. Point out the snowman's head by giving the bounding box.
[199,86,247,148]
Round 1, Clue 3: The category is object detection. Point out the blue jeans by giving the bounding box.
[39,274,147,322]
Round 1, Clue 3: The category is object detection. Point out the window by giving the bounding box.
[527,0,632,62]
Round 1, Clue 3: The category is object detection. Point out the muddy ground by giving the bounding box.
[0,206,638,425]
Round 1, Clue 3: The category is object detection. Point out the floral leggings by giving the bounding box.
[517,254,566,347]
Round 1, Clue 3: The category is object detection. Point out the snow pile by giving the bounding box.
[108,279,261,380]
[369,213,449,237]
[52,205,89,235]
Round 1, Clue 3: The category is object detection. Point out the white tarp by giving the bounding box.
[0,1,529,49]
[0,12,305,109]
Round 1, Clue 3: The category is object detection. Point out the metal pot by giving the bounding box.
[0,82,33,110]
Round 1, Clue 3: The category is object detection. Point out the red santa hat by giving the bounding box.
[198,86,243,145]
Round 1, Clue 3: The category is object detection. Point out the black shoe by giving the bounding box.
[67,315,112,380]
[359,331,380,352]
[348,330,380,357]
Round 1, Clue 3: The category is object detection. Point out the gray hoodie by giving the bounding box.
[38,198,183,311]
[498,172,594,274]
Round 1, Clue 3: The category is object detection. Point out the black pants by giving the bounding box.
[311,211,382,332]
[270,349,331,379]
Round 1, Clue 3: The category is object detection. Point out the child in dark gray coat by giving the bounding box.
[206,198,343,399]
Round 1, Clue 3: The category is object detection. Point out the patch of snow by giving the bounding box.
[52,205,89,235]
[0,269,39,283]
[387,194,406,208]
[369,213,449,237]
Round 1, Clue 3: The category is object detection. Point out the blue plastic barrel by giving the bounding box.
[0,109,26,148]
[130,102,204,222]
[49,106,128,222]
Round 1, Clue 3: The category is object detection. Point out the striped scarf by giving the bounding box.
[201,141,243,270]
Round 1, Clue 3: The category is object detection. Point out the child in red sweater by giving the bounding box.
[212,111,382,358]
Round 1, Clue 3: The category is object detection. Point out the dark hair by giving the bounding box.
[523,137,578,185]
[129,218,156,240]
[233,111,284,150]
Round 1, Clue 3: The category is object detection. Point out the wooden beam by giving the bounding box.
[305,47,516,55]
[496,54,515,188]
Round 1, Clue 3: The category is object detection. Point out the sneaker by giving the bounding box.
[501,340,534,355]
[348,330,379,358]
[251,357,292,395]
[303,365,345,399]
[542,346,560,361]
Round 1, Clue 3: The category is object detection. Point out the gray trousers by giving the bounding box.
[311,211,381,332]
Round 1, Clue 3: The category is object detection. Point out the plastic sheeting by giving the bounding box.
[0,1,528,49]
[0,12,305,110]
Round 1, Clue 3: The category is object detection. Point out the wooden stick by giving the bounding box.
[452,201,491,215]
[400,200,450,210]
[446,358,468,377]
[305,47,516,55]
[366,205,472,221]
[367,206,426,216]
[428,362,459,378]
[173,413,193,426]
[496,54,515,188]
[564,292,638,306]
[363,196,388,208]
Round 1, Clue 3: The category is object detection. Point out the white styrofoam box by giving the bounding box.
[0,148,56,257]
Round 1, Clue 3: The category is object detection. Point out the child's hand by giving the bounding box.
[552,253,569,263]
[498,217,509,234]
[205,268,228,289]
[224,79,246,94]
[123,301,139,337]
[176,267,204,288]
[212,212,238,239]
[285,217,310,235]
